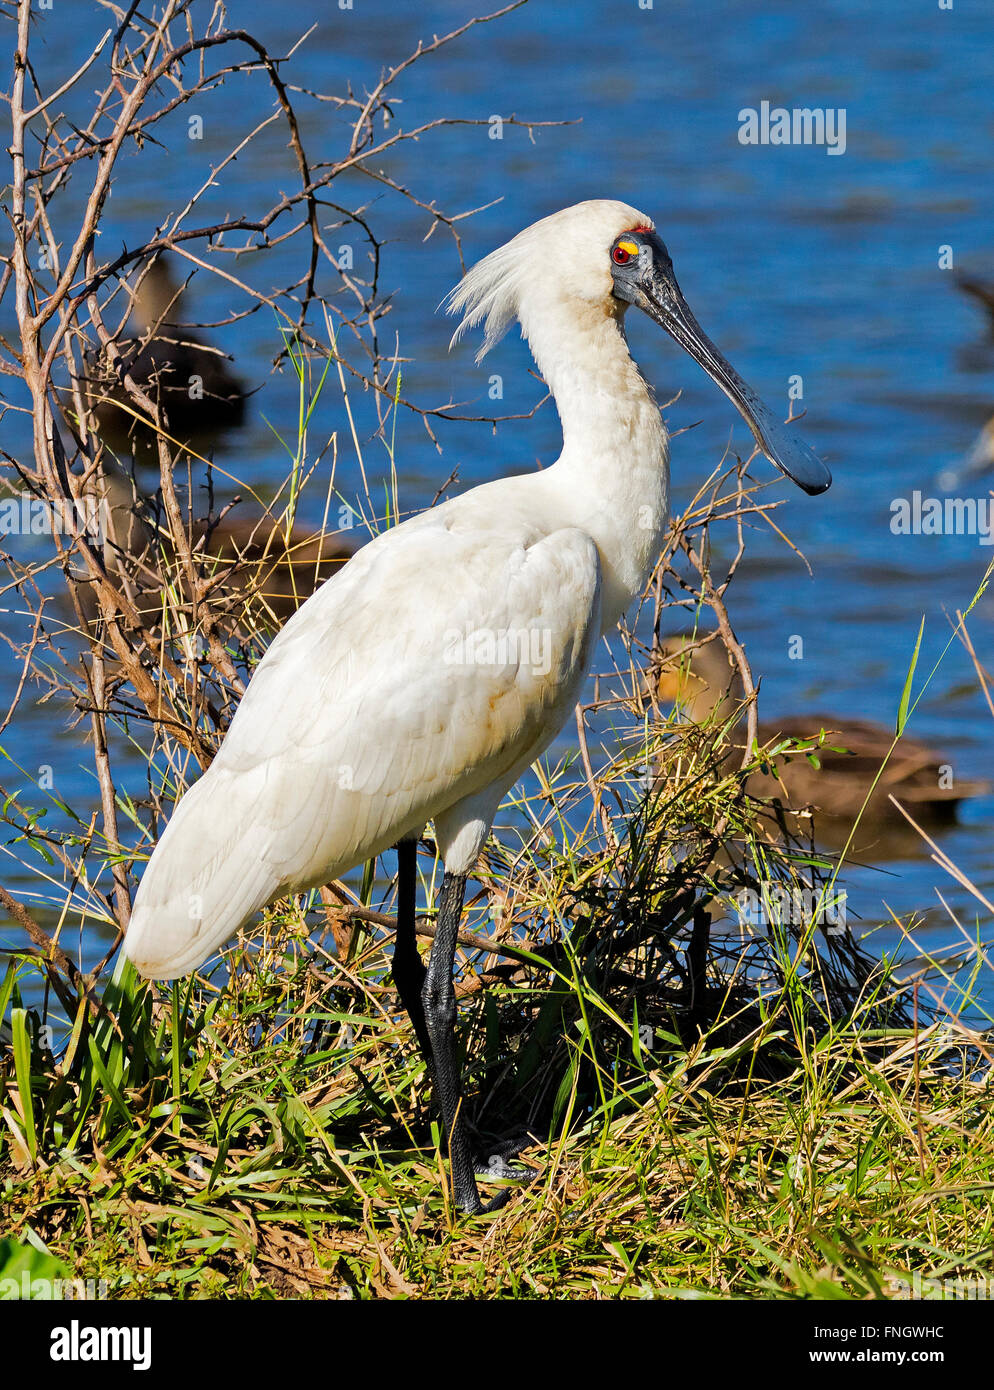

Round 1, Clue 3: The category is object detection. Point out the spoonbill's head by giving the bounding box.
[446,199,831,496]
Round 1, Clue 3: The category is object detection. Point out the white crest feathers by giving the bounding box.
[442,200,652,362]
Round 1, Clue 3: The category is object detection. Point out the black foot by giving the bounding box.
[474,1152,535,1183]
[455,1186,511,1216]
[478,1187,513,1214]
[472,1127,539,1184]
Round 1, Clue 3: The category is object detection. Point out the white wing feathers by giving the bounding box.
[124,496,601,979]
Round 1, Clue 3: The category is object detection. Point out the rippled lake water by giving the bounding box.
[3,0,993,1007]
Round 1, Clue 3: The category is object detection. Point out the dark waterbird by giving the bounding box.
[651,633,988,856]
[79,461,354,630]
[81,257,246,451]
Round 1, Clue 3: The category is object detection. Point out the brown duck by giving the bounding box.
[650,633,988,849]
[70,259,349,628]
[79,461,354,630]
[80,256,245,450]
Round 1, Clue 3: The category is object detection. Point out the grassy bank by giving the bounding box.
[3,708,992,1300]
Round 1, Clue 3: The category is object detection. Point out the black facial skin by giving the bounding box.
[611,229,831,496]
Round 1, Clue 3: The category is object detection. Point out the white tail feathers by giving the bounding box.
[123,769,277,980]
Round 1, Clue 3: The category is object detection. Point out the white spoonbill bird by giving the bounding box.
[124,200,831,1213]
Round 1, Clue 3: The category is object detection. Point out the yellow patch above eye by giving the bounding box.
[616,238,639,257]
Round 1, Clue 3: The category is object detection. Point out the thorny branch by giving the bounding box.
[0,0,570,1016]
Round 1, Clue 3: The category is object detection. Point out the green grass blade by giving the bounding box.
[895,615,925,736]
[10,1008,37,1164]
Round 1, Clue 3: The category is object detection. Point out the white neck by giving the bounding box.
[522,296,670,633]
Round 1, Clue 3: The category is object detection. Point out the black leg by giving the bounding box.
[394,856,526,1213]
[391,839,433,1063]
[422,871,502,1214]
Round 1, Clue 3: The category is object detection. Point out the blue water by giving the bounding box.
[3,0,993,1009]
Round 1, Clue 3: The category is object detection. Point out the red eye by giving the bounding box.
[612,244,634,265]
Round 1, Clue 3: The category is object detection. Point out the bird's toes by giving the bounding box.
[474,1152,537,1183]
[479,1187,514,1214]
